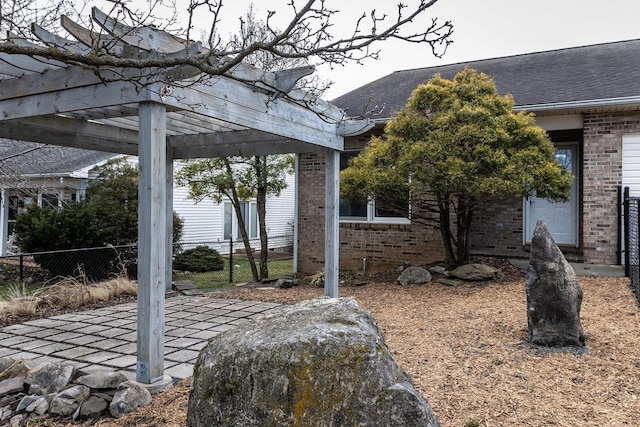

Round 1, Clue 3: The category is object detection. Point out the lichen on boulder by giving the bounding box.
[187,297,439,427]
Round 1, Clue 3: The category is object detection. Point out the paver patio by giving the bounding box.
[0,296,283,381]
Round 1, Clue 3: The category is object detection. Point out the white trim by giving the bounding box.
[515,96,640,112]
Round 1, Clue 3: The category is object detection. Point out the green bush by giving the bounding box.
[14,159,184,281]
[174,246,225,272]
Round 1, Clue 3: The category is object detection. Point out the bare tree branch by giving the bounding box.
[0,0,453,82]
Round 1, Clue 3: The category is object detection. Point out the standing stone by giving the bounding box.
[187,298,440,427]
[526,220,586,346]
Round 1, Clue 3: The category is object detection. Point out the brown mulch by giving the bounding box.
[23,271,640,427]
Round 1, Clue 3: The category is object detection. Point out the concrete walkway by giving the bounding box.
[0,296,283,381]
[508,258,625,277]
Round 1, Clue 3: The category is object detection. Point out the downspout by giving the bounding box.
[293,154,299,273]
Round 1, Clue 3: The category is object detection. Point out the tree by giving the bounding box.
[176,8,304,282]
[15,158,184,279]
[176,155,293,281]
[341,68,573,268]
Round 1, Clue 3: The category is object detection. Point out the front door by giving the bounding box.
[524,145,578,245]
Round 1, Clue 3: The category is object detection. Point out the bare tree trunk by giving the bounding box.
[438,196,457,269]
[254,156,269,281]
[225,161,259,282]
[456,197,473,267]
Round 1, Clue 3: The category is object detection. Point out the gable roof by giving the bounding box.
[333,38,640,121]
[0,139,116,177]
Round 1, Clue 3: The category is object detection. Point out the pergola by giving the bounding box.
[0,8,370,385]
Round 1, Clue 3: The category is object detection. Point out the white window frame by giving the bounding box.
[339,150,410,224]
[223,200,259,240]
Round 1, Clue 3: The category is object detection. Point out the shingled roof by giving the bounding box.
[0,139,115,177]
[333,39,640,121]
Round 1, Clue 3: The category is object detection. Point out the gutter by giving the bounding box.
[514,96,640,112]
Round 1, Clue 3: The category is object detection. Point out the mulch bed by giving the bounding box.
[51,271,639,427]
[8,263,638,427]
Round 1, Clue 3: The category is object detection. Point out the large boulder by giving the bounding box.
[187,298,439,427]
[526,220,586,346]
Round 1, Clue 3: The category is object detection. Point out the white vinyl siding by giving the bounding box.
[623,134,640,197]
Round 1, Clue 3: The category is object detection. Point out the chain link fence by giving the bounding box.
[0,234,293,290]
[623,186,640,303]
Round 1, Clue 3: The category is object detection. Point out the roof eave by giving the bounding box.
[514,96,640,113]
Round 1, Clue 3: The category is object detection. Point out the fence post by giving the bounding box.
[624,186,630,277]
[229,238,233,283]
[618,185,623,265]
[19,254,24,283]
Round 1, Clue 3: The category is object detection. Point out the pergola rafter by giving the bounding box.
[0,8,371,386]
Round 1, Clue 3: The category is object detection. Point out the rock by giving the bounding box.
[0,358,15,374]
[437,278,461,287]
[0,360,39,381]
[427,266,447,275]
[397,266,432,286]
[74,371,128,389]
[449,263,502,281]
[0,377,25,398]
[25,362,75,395]
[275,278,300,289]
[526,220,586,346]
[25,397,49,415]
[109,381,152,418]
[16,395,39,412]
[187,297,440,427]
[9,413,25,427]
[49,385,91,417]
[79,396,108,420]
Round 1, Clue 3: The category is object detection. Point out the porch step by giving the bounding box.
[172,280,204,295]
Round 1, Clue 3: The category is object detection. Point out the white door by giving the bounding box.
[524,145,578,245]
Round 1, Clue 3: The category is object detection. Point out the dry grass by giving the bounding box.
[0,276,137,319]
[71,274,640,427]
[0,296,40,317]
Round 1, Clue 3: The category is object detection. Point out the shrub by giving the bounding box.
[174,246,225,272]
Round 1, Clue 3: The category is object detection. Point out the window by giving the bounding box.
[223,201,258,240]
[339,151,410,223]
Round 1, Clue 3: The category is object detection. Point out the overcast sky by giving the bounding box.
[319,0,640,99]
[88,0,640,99]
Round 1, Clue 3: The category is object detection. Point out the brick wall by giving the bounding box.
[298,110,640,270]
[469,197,528,258]
[296,147,444,274]
[582,111,640,264]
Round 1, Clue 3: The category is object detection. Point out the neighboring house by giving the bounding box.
[0,140,295,255]
[0,140,115,254]
[297,39,640,273]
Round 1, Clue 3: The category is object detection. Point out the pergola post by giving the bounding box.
[136,101,167,384]
[0,189,8,256]
[166,148,174,294]
[324,149,340,298]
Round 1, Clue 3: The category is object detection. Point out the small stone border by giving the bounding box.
[0,357,155,425]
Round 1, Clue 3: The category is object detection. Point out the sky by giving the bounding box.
[82,0,640,99]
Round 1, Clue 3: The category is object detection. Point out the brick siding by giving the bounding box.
[298,110,640,271]
[582,111,640,264]
[296,148,444,274]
